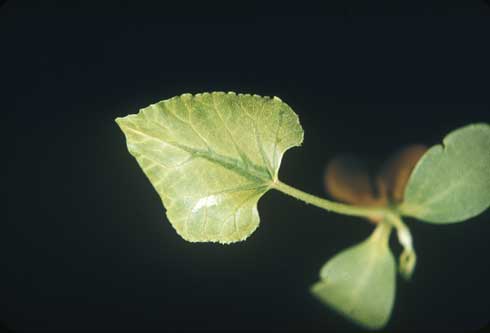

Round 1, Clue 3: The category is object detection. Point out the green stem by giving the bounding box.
[272,180,389,220]
[384,212,416,280]
[369,220,392,245]
[384,213,412,250]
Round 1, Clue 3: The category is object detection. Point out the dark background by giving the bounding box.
[2,0,490,331]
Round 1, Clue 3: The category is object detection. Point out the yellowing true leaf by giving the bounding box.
[116,92,303,243]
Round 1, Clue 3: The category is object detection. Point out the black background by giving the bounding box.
[2,0,490,331]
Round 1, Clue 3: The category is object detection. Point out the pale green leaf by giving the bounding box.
[311,222,396,330]
[116,92,303,243]
[400,123,490,223]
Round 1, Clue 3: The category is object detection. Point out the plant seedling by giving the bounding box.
[116,92,490,329]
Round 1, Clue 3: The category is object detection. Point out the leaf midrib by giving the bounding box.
[120,123,273,185]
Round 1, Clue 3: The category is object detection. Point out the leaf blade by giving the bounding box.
[116,92,303,243]
[400,123,490,223]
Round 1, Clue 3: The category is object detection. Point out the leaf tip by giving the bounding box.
[114,116,128,130]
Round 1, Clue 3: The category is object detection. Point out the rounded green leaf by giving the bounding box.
[311,223,396,330]
[400,123,490,223]
[116,92,303,243]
